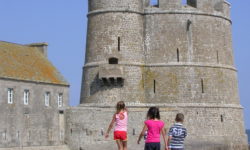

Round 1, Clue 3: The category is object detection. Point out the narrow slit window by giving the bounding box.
[221,115,224,122]
[118,37,120,51]
[24,89,29,105]
[216,51,219,63]
[201,79,204,93]
[187,19,192,31]
[7,88,13,104]
[154,80,156,93]
[45,92,50,107]
[177,48,180,62]
[142,74,144,89]
[109,57,118,64]
[58,93,63,108]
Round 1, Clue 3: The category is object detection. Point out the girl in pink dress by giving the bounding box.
[138,107,167,150]
[105,101,128,150]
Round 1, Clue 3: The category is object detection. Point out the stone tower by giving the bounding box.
[65,0,248,150]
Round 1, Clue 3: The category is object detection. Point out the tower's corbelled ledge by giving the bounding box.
[87,9,231,23]
[78,103,243,109]
[83,62,237,71]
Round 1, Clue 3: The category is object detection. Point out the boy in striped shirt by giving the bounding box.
[167,113,187,150]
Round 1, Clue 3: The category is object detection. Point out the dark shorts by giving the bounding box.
[144,142,160,150]
[171,148,184,150]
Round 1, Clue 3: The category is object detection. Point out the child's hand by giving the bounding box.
[137,139,140,144]
[104,133,109,139]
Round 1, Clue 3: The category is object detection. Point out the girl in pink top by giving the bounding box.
[138,107,167,150]
[105,101,128,150]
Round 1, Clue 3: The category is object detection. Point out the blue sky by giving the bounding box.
[0,0,249,129]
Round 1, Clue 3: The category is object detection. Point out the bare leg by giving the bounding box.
[116,140,123,150]
[122,141,127,150]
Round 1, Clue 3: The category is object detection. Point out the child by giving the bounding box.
[105,101,128,150]
[167,113,187,150]
[137,107,167,150]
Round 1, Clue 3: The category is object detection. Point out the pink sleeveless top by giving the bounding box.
[114,111,128,131]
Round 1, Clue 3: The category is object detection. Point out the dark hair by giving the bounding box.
[147,107,160,120]
[116,101,125,114]
[175,113,184,122]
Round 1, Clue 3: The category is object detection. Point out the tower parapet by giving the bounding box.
[145,0,230,19]
[88,0,143,12]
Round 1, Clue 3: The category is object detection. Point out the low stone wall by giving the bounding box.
[65,105,248,150]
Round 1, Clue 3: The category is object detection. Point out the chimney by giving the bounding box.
[27,43,48,57]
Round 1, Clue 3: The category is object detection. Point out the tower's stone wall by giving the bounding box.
[77,0,248,149]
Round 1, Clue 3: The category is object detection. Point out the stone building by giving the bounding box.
[0,41,69,149]
[66,0,248,150]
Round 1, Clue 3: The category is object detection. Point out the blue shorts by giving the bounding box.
[144,143,160,150]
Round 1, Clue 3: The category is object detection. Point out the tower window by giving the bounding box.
[187,20,192,31]
[109,57,118,64]
[188,0,197,8]
[24,89,29,105]
[150,0,159,7]
[182,0,197,8]
[154,80,156,93]
[177,48,180,62]
[45,92,50,107]
[7,88,13,104]
[201,79,204,93]
[118,37,120,51]
[216,51,219,63]
[221,115,224,122]
[58,93,63,107]
[182,0,187,5]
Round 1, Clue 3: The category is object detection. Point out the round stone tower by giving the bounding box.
[80,0,145,104]
[70,0,248,150]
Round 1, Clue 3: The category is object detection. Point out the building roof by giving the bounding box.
[0,41,69,86]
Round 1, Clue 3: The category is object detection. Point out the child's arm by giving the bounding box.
[166,127,173,150]
[161,127,168,150]
[137,124,147,144]
[105,114,116,138]
[166,136,172,150]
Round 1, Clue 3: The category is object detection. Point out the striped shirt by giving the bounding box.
[168,123,187,149]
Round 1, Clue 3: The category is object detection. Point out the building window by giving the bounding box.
[109,57,118,64]
[58,93,63,107]
[24,90,29,105]
[8,88,13,104]
[45,92,50,107]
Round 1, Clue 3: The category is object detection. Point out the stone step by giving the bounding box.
[0,145,70,150]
